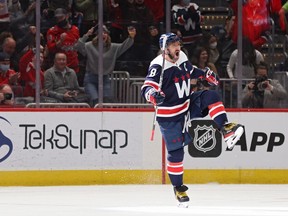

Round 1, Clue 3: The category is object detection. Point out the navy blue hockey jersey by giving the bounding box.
[171,3,202,45]
[141,51,206,122]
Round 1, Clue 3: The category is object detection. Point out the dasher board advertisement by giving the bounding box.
[0,110,288,170]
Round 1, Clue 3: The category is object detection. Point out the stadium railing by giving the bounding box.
[25,103,91,108]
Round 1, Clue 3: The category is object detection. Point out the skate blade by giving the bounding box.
[227,127,244,150]
[177,201,189,208]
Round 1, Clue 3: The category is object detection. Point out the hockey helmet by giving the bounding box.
[159,33,180,50]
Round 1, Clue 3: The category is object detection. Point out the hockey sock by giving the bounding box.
[208,101,228,129]
[167,161,183,187]
[167,148,184,187]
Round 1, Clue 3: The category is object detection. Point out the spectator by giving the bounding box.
[191,46,218,91]
[19,46,44,87]
[41,1,72,34]
[207,34,220,66]
[0,84,14,106]
[0,52,19,86]
[230,0,275,49]
[46,8,80,74]
[44,53,89,103]
[75,25,136,106]
[226,37,264,79]
[1,37,16,57]
[211,16,237,78]
[242,62,287,108]
[121,0,137,24]
[0,31,13,47]
[144,0,164,23]
[225,37,264,107]
[8,2,43,71]
[120,0,155,76]
[114,0,157,77]
[0,0,10,32]
[8,0,24,22]
[149,25,161,57]
[74,0,106,36]
[191,46,217,73]
[0,51,22,98]
[19,0,30,13]
[1,36,22,71]
[171,0,203,59]
[41,0,72,18]
[22,51,45,98]
[107,0,125,43]
[9,2,38,51]
[124,0,155,45]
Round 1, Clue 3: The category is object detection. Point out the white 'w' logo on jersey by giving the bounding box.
[184,19,196,31]
[175,79,190,98]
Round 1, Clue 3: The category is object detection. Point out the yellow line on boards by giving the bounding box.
[184,169,288,184]
[0,170,288,186]
[0,170,162,186]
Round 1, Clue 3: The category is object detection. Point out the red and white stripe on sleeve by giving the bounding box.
[208,101,226,120]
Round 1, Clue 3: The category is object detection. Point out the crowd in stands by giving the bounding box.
[0,0,287,108]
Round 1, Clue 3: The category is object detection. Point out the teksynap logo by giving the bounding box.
[0,116,13,163]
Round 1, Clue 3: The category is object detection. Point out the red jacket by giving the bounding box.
[19,49,34,83]
[23,62,44,97]
[231,0,272,48]
[144,0,164,22]
[46,25,80,72]
[0,69,17,85]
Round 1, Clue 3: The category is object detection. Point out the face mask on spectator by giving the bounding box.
[0,64,9,73]
[57,19,68,28]
[209,42,217,49]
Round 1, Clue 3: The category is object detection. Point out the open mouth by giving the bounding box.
[175,51,180,57]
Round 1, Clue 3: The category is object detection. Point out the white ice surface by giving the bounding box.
[1,184,288,216]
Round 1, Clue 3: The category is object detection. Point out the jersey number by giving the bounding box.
[148,68,157,77]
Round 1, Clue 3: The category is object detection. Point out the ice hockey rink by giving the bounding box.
[1,184,288,216]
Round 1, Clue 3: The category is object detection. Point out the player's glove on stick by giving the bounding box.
[146,88,165,106]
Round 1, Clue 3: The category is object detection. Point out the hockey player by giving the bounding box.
[141,33,244,207]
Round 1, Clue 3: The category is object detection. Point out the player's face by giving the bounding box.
[167,41,181,62]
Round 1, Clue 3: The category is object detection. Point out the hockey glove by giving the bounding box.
[146,88,165,106]
[203,67,219,86]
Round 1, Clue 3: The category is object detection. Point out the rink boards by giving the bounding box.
[0,108,288,186]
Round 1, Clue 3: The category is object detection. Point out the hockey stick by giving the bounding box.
[150,35,167,141]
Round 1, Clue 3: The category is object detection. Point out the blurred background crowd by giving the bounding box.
[0,0,287,108]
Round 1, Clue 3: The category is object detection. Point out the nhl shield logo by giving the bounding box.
[194,125,216,153]
[188,120,222,158]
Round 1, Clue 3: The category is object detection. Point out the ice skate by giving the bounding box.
[174,185,189,208]
[222,123,244,150]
